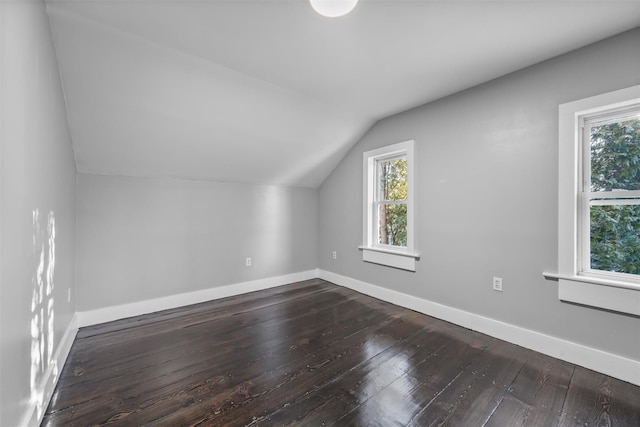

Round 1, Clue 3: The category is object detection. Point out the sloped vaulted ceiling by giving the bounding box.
[46,0,640,188]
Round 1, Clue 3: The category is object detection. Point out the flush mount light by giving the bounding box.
[309,0,358,17]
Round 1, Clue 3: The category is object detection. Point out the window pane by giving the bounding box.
[378,203,407,247]
[590,204,640,274]
[378,157,407,201]
[590,117,640,192]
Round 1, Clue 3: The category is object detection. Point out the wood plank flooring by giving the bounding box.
[42,279,640,426]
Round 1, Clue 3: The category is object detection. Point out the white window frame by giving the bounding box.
[360,140,419,271]
[580,108,640,284]
[547,85,640,316]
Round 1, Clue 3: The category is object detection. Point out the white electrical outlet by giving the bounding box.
[332,251,337,260]
[493,277,503,292]
[246,257,252,267]
[67,288,71,303]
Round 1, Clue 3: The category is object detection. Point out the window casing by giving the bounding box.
[550,85,640,316]
[361,140,419,271]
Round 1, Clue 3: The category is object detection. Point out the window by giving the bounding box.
[581,108,640,280]
[360,140,419,271]
[551,85,640,316]
[375,155,408,247]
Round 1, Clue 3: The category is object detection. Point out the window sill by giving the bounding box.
[543,272,640,316]
[359,246,420,271]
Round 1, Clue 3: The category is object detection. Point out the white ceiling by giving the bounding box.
[46,0,640,188]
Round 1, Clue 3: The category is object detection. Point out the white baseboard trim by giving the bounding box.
[77,270,319,327]
[21,313,79,427]
[318,269,640,387]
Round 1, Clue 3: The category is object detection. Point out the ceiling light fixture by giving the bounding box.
[309,0,358,18]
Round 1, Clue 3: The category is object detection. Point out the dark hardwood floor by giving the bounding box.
[43,279,640,426]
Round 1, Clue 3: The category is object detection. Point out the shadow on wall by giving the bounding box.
[30,209,56,420]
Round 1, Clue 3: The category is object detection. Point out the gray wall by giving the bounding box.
[76,174,318,311]
[0,1,77,425]
[319,28,640,360]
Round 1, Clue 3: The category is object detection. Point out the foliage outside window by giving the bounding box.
[376,157,407,247]
[583,110,640,279]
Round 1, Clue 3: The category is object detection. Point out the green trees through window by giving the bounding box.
[377,157,407,247]
[589,117,640,275]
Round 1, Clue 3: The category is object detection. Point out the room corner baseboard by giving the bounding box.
[21,313,79,427]
[77,270,318,327]
[318,269,640,387]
